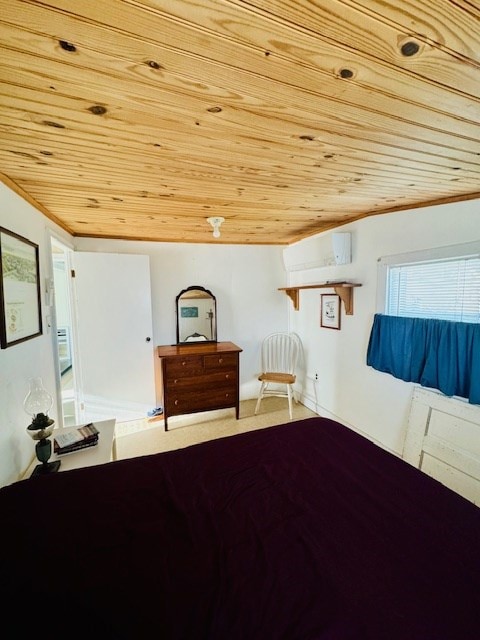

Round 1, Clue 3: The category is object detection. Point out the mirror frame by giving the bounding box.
[175,285,217,344]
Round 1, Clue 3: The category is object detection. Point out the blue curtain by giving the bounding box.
[366,314,480,405]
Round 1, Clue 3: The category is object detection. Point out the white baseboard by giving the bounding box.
[299,392,398,457]
[82,394,150,423]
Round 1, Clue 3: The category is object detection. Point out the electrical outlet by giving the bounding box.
[315,373,318,380]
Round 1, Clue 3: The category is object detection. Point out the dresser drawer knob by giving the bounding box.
[182,361,186,366]
[218,358,223,363]
[225,374,229,379]
[174,400,179,406]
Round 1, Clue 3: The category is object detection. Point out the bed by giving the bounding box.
[1,416,479,639]
[404,387,480,505]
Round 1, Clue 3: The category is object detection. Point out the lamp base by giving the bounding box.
[30,460,61,478]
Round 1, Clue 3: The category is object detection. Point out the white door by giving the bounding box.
[73,251,155,422]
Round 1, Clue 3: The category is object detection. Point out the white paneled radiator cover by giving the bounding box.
[404,387,480,506]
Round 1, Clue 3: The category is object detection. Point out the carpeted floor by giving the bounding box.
[115,397,317,460]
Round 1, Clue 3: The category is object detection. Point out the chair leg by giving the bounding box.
[287,384,293,420]
[255,382,266,415]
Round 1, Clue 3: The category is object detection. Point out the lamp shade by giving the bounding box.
[23,377,53,417]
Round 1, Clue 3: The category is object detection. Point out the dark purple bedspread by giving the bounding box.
[1,417,479,639]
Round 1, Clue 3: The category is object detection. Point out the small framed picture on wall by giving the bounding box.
[320,294,341,330]
[0,227,42,348]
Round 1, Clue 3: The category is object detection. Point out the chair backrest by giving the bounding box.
[261,332,301,375]
[185,333,208,342]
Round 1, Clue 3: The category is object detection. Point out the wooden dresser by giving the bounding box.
[156,341,242,430]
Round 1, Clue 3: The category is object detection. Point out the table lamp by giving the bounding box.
[24,377,61,476]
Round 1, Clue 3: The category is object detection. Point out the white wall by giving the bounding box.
[0,182,73,486]
[53,260,70,327]
[0,180,287,486]
[72,238,288,402]
[284,200,480,454]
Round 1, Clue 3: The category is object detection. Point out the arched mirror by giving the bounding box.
[176,285,217,343]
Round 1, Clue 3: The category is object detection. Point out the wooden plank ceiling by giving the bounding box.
[0,0,479,245]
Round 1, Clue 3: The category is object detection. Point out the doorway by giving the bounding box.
[49,243,156,426]
[51,238,81,426]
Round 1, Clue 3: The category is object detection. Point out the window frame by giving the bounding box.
[376,240,480,318]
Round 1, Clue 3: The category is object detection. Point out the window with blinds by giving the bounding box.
[385,256,480,323]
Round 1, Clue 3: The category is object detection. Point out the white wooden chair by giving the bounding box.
[254,332,302,419]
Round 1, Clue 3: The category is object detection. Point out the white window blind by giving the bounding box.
[386,256,480,323]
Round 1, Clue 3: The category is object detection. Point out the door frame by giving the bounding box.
[48,232,84,426]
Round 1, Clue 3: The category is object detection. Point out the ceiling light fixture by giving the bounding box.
[207,216,225,239]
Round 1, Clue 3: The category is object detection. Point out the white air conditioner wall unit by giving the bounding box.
[282,236,326,272]
[283,231,353,272]
[332,232,352,265]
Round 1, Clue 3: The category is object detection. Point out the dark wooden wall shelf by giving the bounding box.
[279,282,362,315]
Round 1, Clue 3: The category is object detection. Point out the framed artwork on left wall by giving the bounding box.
[0,226,42,349]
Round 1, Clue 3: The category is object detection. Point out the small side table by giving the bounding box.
[23,419,116,478]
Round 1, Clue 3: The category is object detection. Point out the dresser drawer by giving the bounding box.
[166,387,237,415]
[204,353,238,370]
[163,355,204,377]
[166,370,237,391]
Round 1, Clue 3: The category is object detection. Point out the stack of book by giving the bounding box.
[53,423,99,456]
